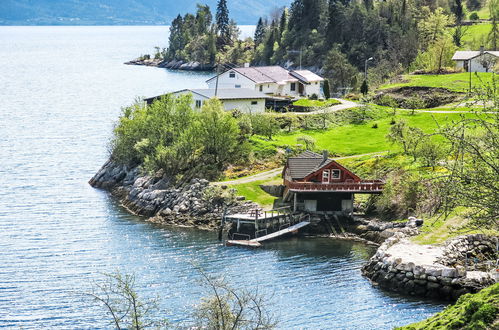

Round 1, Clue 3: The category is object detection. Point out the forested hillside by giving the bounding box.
[164,0,498,93]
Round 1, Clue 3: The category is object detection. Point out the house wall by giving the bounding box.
[206,71,256,89]
[221,98,265,113]
[296,192,353,212]
[304,81,322,97]
[456,55,498,72]
[255,83,279,95]
[306,163,359,183]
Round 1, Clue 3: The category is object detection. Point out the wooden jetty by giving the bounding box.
[222,207,311,247]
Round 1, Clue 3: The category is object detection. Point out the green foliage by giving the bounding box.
[397,283,499,330]
[323,79,331,99]
[250,113,279,140]
[296,135,316,150]
[361,80,369,95]
[110,95,245,180]
[469,12,480,20]
[292,98,340,108]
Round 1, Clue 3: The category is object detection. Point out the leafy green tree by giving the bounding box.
[323,46,359,93]
[297,135,316,150]
[417,7,454,49]
[250,113,279,140]
[489,0,499,50]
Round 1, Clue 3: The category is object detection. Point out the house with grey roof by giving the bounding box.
[452,49,499,72]
[206,65,324,98]
[169,88,268,113]
[282,151,384,213]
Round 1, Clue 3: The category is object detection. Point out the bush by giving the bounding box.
[309,93,318,100]
[371,123,378,129]
[469,12,480,20]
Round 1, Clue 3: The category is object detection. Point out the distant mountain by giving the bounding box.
[0,0,291,26]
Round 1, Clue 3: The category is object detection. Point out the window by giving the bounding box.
[251,101,258,105]
[235,84,241,88]
[195,100,202,108]
[259,85,263,92]
[229,71,236,78]
[322,169,330,183]
[290,83,296,91]
[331,169,341,179]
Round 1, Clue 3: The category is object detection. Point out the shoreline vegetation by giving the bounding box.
[92,0,498,327]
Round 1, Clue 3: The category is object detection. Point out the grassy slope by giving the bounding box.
[397,283,499,330]
[379,72,495,92]
[475,0,491,20]
[228,175,281,209]
[252,112,472,156]
[462,23,492,44]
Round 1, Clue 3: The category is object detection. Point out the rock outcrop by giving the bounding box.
[89,160,257,230]
[125,58,215,71]
[362,233,497,300]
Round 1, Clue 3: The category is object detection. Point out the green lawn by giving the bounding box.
[380,73,495,92]
[293,98,341,108]
[461,23,492,44]
[252,112,472,156]
[475,0,491,20]
[228,175,281,209]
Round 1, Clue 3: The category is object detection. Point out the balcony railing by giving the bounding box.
[284,179,384,192]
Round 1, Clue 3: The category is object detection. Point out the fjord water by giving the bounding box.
[0,26,445,329]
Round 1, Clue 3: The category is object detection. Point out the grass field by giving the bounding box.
[380,72,495,92]
[228,175,281,209]
[251,112,472,156]
[461,23,492,44]
[475,0,491,20]
[293,98,341,107]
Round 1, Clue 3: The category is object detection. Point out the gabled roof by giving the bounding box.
[290,70,324,83]
[286,151,328,180]
[174,88,268,100]
[206,66,324,85]
[452,50,499,61]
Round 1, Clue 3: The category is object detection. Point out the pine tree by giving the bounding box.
[278,9,288,43]
[254,17,265,46]
[323,79,331,99]
[326,0,342,45]
[216,0,230,47]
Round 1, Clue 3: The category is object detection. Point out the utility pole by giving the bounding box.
[364,57,374,80]
[468,59,472,95]
[214,60,220,97]
[287,48,303,69]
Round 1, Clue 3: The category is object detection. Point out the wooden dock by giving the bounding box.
[226,221,311,247]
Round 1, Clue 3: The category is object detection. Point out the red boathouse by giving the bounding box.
[282,151,384,213]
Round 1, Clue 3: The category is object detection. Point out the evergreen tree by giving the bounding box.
[278,9,288,43]
[361,80,368,95]
[216,0,230,47]
[326,0,342,45]
[254,17,266,46]
[168,15,184,60]
[323,79,331,99]
[489,0,499,50]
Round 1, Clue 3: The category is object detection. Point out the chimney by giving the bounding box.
[322,150,329,162]
[480,45,484,55]
[244,63,250,68]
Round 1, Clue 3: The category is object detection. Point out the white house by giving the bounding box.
[206,65,324,98]
[452,50,499,72]
[170,88,267,113]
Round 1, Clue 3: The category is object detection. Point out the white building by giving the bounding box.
[170,88,267,113]
[452,50,499,72]
[206,65,324,98]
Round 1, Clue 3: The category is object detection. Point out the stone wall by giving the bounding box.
[362,233,496,301]
[89,160,257,230]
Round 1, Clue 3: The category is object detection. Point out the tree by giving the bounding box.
[297,135,316,150]
[386,119,425,160]
[489,0,499,50]
[438,78,499,229]
[451,0,467,46]
[360,80,368,95]
[417,7,454,49]
[250,113,279,140]
[254,17,266,47]
[323,79,331,99]
[216,0,230,48]
[193,269,277,330]
[323,46,359,93]
[87,272,168,329]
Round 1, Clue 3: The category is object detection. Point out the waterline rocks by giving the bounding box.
[89,160,257,230]
[125,58,215,71]
[362,233,497,300]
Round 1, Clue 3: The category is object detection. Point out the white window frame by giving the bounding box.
[259,85,263,92]
[251,100,258,105]
[195,100,202,108]
[235,84,241,88]
[290,82,296,91]
[229,71,236,78]
[322,169,330,183]
[331,169,341,180]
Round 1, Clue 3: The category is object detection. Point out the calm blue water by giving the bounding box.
[0,26,445,329]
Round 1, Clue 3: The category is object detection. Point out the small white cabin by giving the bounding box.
[206,65,324,98]
[452,50,499,72]
[171,88,267,114]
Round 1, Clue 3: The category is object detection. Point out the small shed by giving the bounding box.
[452,49,499,73]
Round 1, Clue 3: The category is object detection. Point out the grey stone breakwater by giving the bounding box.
[362,233,497,301]
[125,58,215,71]
[89,160,257,230]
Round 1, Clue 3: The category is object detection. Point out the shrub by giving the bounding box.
[469,12,479,20]
[309,93,318,100]
[371,123,378,129]
[297,135,316,151]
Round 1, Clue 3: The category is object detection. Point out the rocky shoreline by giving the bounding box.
[362,233,497,300]
[90,160,497,301]
[89,160,257,230]
[124,58,215,71]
